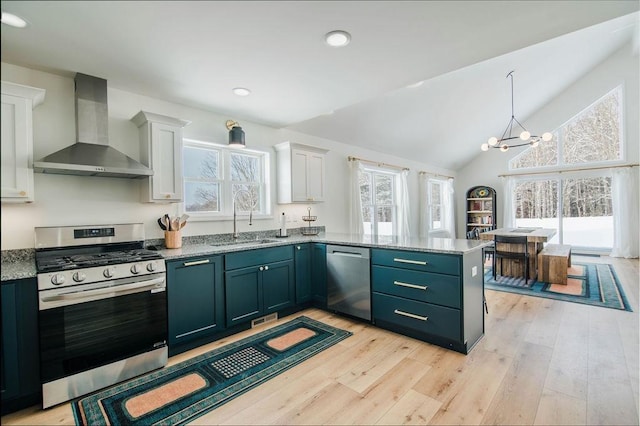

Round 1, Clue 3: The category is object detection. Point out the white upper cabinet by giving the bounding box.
[1,81,45,203]
[131,111,190,203]
[274,141,328,204]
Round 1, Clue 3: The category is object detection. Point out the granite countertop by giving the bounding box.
[1,232,489,281]
[157,232,489,261]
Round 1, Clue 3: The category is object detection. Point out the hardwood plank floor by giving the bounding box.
[2,255,638,425]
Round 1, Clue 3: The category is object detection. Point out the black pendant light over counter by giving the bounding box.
[226,120,245,147]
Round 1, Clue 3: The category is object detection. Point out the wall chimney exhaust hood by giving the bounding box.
[33,73,153,179]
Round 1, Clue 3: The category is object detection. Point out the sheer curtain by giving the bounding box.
[418,173,429,238]
[442,178,456,238]
[349,159,364,234]
[610,167,639,258]
[501,176,515,228]
[397,169,411,240]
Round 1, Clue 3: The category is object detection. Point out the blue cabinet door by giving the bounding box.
[167,256,224,348]
[1,278,40,413]
[1,283,20,401]
[294,244,311,303]
[311,243,327,307]
[263,259,295,313]
[225,266,262,326]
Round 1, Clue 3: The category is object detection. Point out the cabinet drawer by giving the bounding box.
[372,293,461,342]
[371,266,460,308]
[225,245,294,270]
[371,249,460,275]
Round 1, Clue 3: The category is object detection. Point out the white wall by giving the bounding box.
[1,62,454,249]
[455,42,640,237]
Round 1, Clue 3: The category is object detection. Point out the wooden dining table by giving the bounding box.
[479,227,557,280]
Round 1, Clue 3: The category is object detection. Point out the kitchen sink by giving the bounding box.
[210,239,276,247]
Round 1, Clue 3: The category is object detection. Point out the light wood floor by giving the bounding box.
[3,255,638,425]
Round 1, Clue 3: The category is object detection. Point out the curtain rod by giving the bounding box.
[498,163,639,178]
[347,156,409,171]
[419,171,455,179]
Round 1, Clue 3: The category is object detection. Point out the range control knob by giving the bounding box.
[51,274,65,285]
[103,268,114,278]
[130,264,141,274]
[146,262,156,272]
[72,272,86,282]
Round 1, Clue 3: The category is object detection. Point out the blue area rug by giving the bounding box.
[485,262,632,311]
[72,316,351,425]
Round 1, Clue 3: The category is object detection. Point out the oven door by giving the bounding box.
[38,273,167,384]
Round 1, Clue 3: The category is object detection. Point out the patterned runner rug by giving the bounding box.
[485,262,632,311]
[72,316,351,425]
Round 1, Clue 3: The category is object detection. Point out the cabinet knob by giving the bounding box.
[264,265,269,271]
[259,266,264,271]
[164,194,171,198]
[297,246,301,250]
[19,191,26,196]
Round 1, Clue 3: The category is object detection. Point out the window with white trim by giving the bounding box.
[359,167,398,236]
[183,139,269,218]
[510,86,623,170]
[427,179,443,231]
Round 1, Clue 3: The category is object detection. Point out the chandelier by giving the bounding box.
[481,71,552,152]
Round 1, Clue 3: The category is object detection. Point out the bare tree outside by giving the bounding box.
[510,86,620,248]
[184,146,263,214]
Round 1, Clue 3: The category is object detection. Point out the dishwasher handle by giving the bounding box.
[326,245,370,259]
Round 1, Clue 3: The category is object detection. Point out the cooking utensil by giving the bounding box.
[164,214,171,231]
[178,213,189,230]
[157,217,167,231]
[171,216,180,231]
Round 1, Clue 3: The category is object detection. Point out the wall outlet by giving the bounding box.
[472,266,478,277]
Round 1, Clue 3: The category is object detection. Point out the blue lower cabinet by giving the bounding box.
[372,292,461,342]
[167,255,224,351]
[225,266,262,326]
[294,244,312,304]
[311,243,327,307]
[1,278,40,415]
[225,246,295,327]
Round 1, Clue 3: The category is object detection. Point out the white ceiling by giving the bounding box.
[1,1,638,170]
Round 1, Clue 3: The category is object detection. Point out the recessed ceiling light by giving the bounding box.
[232,87,251,97]
[325,30,351,47]
[1,11,27,28]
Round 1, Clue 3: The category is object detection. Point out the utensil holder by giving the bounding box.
[165,230,182,249]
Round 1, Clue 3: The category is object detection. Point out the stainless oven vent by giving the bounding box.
[33,73,153,179]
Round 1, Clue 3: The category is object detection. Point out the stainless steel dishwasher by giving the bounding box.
[326,245,371,321]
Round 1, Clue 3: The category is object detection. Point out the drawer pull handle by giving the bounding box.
[394,309,428,321]
[183,259,210,267]
[393,258,427,266]
[393,281,428,291]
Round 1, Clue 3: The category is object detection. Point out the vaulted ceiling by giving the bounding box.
[1,1,638,170]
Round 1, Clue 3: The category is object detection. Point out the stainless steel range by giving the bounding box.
[35,223,167,409]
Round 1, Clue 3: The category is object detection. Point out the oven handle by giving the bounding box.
[40,277,165,306]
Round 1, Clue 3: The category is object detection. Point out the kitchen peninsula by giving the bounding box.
[128,232,490,355]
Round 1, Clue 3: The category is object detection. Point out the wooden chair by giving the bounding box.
[493,235,529,282]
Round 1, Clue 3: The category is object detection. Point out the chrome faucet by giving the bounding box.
[233,189,254,239]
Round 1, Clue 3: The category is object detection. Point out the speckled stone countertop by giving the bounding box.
[1,229,489,281]
[1,249,37,282]
[156,232,490,261]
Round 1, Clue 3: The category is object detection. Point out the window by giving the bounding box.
[427,179,443,231]
[183,139,269,218]
[508,86,622,250]
[359,167,397,236]
[510,86,623,170]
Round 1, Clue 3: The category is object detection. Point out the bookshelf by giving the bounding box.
[466,186,497,238]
